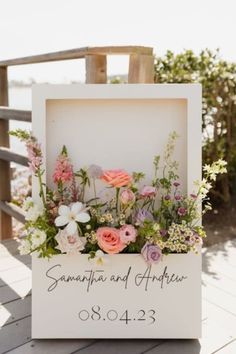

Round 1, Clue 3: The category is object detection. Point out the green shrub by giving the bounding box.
[154,49,236,205]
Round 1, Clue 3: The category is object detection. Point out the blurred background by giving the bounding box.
[1,0,235,245]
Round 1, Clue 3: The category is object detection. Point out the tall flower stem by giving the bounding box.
[37,170,46,208]
[57,180,63,201]
[93,179,97,206]
[116,187,120,216]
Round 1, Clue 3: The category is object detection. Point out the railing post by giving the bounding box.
[0,66,12,240]
[128,54,154,83]
[85,55,107,83]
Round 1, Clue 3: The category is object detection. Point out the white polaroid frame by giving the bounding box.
[32,84,202,339]
[32,84,201,201]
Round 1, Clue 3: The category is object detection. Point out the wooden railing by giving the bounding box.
[0,45,154,240]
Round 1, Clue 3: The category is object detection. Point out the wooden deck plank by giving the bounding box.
[3,339,96,354]
[0,263,31,287]
[0,316,31,353]
[202,254,236,282]
[0,239,21,257]
[0,279,31,304]
[207,239,236,262]
[202,299,236,336]
[72,339,164,354]
[143,319,234,354]
[202,272,236,296]
[202,283,236,315]
[216,339,236,353]
[0,255,30,272]
[0,296,31,327]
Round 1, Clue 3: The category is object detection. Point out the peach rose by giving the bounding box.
[101,169,132,188]
[96,227,126,254]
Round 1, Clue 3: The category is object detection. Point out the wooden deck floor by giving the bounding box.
[1,238,236,354]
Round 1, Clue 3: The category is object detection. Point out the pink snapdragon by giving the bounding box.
[53,151,73,184]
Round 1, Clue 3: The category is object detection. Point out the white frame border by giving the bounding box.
[32,83,202,203]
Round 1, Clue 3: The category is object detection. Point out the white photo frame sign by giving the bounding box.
[32,84,202,339]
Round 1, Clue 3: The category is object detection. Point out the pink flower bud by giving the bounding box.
[120,189,135,204]
[140,186,156,198]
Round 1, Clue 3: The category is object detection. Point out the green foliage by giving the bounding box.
[9,129,31,141]
[154,49,236,204]
[74,168,90,202]
[132,171,145,183]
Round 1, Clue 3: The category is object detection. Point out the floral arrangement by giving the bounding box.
[10,129,227,266]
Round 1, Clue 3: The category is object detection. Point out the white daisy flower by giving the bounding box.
[25,204,43,222]
[31,229,47,248]
[55,202,90,234]
[22,197,34,211]
[18,239,31,255]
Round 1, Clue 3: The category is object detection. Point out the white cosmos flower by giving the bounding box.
[25,204,44,222]
[55,202,90,234]
[31,229,47,248]
[18,239,31,255]
[22,197,34,211]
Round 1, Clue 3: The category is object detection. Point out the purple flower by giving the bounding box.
[177,207,187,216]
[194,235,203,245]
[173,182,180,187]
[190,193,197,199]
[160,229,167,237]
[87,164,103,179]
[141,243,162,265]
[134,209,153,226]
[164,194,171,200]
[175,195,182,201]
[185,232,203,246]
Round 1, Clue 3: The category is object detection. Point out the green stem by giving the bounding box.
[77,223,83,236]
[116,188,120,216]
[37,170,46,208]
[93,179,97,206]
[81,186,85,203]
[58,180,63,200]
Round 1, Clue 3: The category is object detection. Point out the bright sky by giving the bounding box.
[1,0,236,82]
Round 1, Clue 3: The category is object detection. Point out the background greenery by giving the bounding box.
[154,50,236,206]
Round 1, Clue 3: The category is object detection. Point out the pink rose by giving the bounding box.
[120,189,135,204]
[96,227,126,254]
[119,224,137,244]
[101,169,132,188]
[140,186,156,198]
